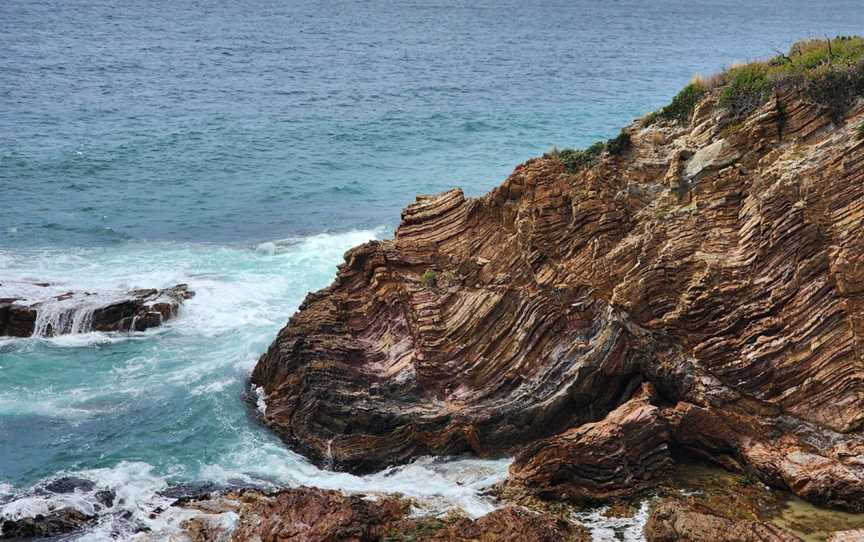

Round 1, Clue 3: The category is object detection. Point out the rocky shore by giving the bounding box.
[246,39,864,539]
[4,38,864,542]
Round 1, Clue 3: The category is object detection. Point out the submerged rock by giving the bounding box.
[0,283,193,337]
[42,476,96,494]
[252,48,864,512]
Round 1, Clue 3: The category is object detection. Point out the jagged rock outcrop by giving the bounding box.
[252,76,864,509]
[507,382,673,501]
[179,487,587,542]
[0,282,193,337]
[643,498,801,542]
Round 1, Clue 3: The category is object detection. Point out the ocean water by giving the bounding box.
[2,0,864,539]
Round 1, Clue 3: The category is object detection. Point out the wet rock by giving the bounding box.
[0,508,95,540]
[95,489,116,509]
[159,481,223,501]
[644,498,802,542]
[43,476,95,494]
[0,283,194,337]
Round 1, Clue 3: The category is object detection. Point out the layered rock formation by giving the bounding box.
[252,67,864,511]
[507,382,673,502]
[643,499,801,542]
[0,282,193,337]
[176,487,587,542]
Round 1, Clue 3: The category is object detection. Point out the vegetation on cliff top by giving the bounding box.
[547,37,864,176]
[646,36,864,125]
[545,130,631,173]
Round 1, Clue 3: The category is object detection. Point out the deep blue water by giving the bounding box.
[2,1,864,539]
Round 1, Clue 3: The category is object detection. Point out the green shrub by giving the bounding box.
[719,63,773,116]
[420,269,436,287]
[663,82,707,123]
[804,63,860,122]
[546,141,605,172]
[717,36,864,119]
[606,130,631,155]
[856,121,864,140]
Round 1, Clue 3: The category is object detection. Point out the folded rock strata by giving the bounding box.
[507,382,673,501]
[252,83,864,509]
[183,487,587,542]
[0,282,194,337]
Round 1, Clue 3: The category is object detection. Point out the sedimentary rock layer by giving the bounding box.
[252,86,864,509]
[187,487,587,542]
[643,498,801,542]
[0,283,193,337]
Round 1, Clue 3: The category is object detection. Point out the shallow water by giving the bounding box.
[4,0,864,540]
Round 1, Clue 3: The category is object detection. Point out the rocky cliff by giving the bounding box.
[252,39,864,514]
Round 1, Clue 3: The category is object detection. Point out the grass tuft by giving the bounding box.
[420,269,436,288]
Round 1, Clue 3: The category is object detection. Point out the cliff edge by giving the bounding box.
[251,38,864,512]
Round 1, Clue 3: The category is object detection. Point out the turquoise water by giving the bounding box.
[3,1,864,539]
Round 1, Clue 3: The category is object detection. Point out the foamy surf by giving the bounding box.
[0,228,535,542]
[0,454,511,541]
[0,227,545,540]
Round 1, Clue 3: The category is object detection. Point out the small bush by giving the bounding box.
[645,81,707,126]
[420,269,436,287]
[719,63,773,116]
[804,63,859,123]
[546,142,605,173]
[856,121,864,140]
[716,36,864,119]
[606,130,631,155]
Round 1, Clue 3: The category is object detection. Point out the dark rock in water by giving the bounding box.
[0,283,194,337]
[644,498,801,542]
[94,489,116,509]
[0,508,95,540]
[160,481,227,501]
[43,476,96,494]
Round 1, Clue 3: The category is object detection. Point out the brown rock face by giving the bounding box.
[508,383,673,502]
[0,283,194,337]
[643,499,801,542]
[252,86,864,509]
[226,487,586,542]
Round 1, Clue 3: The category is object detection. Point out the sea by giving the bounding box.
[2,1,863,539]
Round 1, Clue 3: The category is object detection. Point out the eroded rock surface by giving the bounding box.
[644,498,801,542]
[508,383,673,502]
[0,282,193,337]
[252,84,864,509]
[180,487,587,542]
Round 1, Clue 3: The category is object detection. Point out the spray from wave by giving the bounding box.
[0,228,523,540]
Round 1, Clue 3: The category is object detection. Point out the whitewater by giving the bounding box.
[0,231,521,539]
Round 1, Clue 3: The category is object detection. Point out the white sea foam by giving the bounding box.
[253,385,267,414]
[0,227,536,540]
[572,499,653,541]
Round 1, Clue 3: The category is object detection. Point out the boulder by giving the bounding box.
[0,283,194,337]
